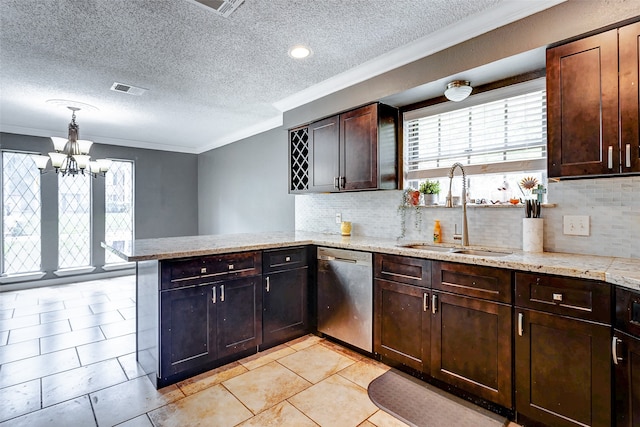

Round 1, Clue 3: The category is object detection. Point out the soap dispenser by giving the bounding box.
[433,220,442,243]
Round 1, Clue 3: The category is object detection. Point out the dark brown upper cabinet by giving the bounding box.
[547,21,640,178]
[288,103,398,193]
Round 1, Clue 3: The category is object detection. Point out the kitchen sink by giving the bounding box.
[453,249,512,257]
[399,244,458,252]
[398,244,511,257]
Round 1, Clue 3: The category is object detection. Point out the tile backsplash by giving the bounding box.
[295,176,640,258]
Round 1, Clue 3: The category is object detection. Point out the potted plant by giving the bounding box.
[419,180,440,205]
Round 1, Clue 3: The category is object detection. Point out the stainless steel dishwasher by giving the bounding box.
[317,247,372,352]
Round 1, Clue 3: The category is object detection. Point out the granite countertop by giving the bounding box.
[102,231,640,292]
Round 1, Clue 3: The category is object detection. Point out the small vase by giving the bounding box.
[423,193,437,205]
[408,190,420,206]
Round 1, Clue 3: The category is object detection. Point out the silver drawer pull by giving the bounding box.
[432,294,437,315]
[608,146,613,169]
[423,293,428,312]
[212,286,216,304]
[626,144,631,168]
[552,293,563,302]
[518,312,524,336]
[285,256,291,262]
[266,276,270,292]
[228,264,234,270]
[612,336,622,365]
[201,267,207,274]
[220,284,225,302]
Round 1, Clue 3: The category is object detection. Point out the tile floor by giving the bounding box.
[0,275,519,427]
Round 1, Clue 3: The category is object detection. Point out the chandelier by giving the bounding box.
[31,107,111,177]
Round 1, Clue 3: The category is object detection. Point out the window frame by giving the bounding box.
[103,158,135,268]
[0,150,44,277]
[402,78,547,184]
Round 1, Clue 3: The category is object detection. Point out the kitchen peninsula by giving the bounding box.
[104,231,639,288]
[104,231,639,425]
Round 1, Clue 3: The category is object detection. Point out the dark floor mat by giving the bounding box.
[368,369,507,427]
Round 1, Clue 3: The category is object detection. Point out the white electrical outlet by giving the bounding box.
[335,213,342,224]
[563,215,590,236]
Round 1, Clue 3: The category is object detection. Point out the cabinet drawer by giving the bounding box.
[374,253,431,287]
[162,251,262,289]
[616,286,640,338]
[263,246,308,273]
[515,272,611,323]
[432,262,512,304]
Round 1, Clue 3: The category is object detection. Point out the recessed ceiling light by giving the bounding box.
[288,45,311,59]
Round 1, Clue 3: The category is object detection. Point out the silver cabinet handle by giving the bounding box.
[423,293,428,312]
[518,312,524,336]
[626,144,631,168]
[608,146,613,169]
[266,276,270,293]
[334,177,339,189]
[431,294,437,314]
[612,336,622,365]
[220,284,225,302]
[212,286,216,304]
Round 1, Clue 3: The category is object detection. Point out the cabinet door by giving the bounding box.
[309,115,340,192]
[374,279,430,373]
[160,283,216,378]
[340,103,378,190]
[431,291,512,408]
[263,268,308,348]
[547,29,619,177]
[615,331,640,427]
[216,277,262,359]
[620,21,640,173]
[515,309,611,427]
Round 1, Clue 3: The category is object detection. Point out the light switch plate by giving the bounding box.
[335,213,342,224]
[563,215,590,236]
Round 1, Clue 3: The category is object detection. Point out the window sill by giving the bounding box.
[400,203,556,209]
[54,266,97,277]
[0,271,47,283]
[102,262,136,272]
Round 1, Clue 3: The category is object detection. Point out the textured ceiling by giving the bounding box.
[0,0,562,153]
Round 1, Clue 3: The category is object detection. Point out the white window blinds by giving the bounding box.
[404,79,547,180]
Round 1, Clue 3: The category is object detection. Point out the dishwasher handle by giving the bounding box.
[318,255,358,264]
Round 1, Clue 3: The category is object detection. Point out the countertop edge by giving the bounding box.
[102,233,639,292]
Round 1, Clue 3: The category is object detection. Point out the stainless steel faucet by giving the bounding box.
[445,162,469,246]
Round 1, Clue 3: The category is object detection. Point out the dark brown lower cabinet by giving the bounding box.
[262,268,308,348]
[216,276,262,359]
[515,309,611,427]
[431,291,512,408]
[374,278,430,372]
[160,282,217,378]
[160,276,262,382]
[614,330,640,427]
[614,286,640,427]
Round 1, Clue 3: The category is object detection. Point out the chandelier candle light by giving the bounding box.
[31,106,111,177]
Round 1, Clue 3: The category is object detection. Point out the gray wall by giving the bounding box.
[0,132,198,279]
[198,127,294,235]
